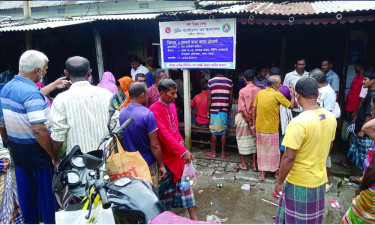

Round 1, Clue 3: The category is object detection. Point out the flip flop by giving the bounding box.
[204,152,216,159]
[234,163,248,171]
[334,160,349,168]
[349,176,361,184]
[221,152,229,159]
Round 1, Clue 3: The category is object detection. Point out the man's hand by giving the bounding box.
[288,85,295,94]
[243,114,249,123]
[207,113,210,119]
[351,113,358,123]
[357,131,365,139]
[52,158,60,171]
[251,125,256,135]
[183,151,194,164]
[53,77,71,90]
[0,127,8,144]
[274,182,284,196]
[159,166,167,178]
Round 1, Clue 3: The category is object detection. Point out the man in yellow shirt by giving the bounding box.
[274,77,337,224]
[252,75,295,181]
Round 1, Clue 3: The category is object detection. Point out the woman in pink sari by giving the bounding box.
[97,72,118,94]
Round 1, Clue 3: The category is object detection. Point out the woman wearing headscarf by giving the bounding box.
[118,76,134,110]
[0,137,24,224]
[97,72,118,95]
[146,57,156,73]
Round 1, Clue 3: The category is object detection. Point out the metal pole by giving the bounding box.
[183,69,191,151]
[94,29,104,81]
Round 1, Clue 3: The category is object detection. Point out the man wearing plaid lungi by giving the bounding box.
[348,71,375,170]
[149,79,197,220]
[275,77,337,224]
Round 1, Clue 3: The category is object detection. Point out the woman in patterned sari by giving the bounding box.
[0,138,23,224]
[341,97,375,224]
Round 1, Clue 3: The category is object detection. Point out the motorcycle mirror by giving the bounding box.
[82,150,104,170]
[108,91,127,131]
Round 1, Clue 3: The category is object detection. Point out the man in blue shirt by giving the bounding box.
[321,59,340,99]
[1,50,57,223]
[119,82,166,185]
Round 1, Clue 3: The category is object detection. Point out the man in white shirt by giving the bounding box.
[283,58,309,115]
[129,55,149,80]
[50,56,118,155]
[310,68,336,193]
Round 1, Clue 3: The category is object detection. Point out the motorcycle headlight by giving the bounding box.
[66,171,80,186]
[71,155,85,168]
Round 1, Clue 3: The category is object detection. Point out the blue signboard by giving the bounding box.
[159,19,236,69]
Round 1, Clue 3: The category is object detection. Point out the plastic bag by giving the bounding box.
[106,136,153,184]
[56,204,115,224]
[180,162,197,191]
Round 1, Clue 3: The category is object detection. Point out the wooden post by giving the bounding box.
[23,1,31,20]
[23,1,33,50]
[94,29,104,81]
[25,31,33,50]
[183,69,191,151]
[341,30,351,104]
[279,33,287,77]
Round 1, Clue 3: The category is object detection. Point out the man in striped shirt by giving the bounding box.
[50,56,117,155]
[205,71,233,159]
[1,50,57,223]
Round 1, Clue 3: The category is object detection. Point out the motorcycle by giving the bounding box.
[53,91,210,224]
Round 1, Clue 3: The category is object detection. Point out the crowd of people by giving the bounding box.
[0,49,374,224]
[190,57,375,223]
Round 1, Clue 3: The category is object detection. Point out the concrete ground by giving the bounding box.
[9,132,362,224]
[172,142,361,224]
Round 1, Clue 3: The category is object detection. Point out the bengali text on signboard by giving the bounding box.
[159,18,236,69]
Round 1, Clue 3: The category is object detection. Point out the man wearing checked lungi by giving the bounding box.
[149,79,197,220]
[234,70,260,171]
[205,70,233,159]
[252,75,295,181]
[275,77,337,224]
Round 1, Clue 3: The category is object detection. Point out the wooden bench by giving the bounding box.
[179,122,238,148]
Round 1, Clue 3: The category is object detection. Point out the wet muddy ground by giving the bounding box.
[172,151,359,224]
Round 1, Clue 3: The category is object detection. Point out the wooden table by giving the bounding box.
[179,122,237,148]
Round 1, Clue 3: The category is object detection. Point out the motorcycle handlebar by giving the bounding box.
[118,117,134,132]
[94,179,111,209]
[112,117,134,138]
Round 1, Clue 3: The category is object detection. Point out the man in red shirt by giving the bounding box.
[191,80,209,126]
[191,80,210,148]
[149,79,196,220]
[345,60,366,115]
[340,60,366,167]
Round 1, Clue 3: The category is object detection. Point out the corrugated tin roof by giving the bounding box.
[0,13,160,32]
[197,1,251,7]
[72,13,160,21]
[0,19,93,32]
[238,15,375,26]
[176,1,375,16]
[0,1,106,10]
